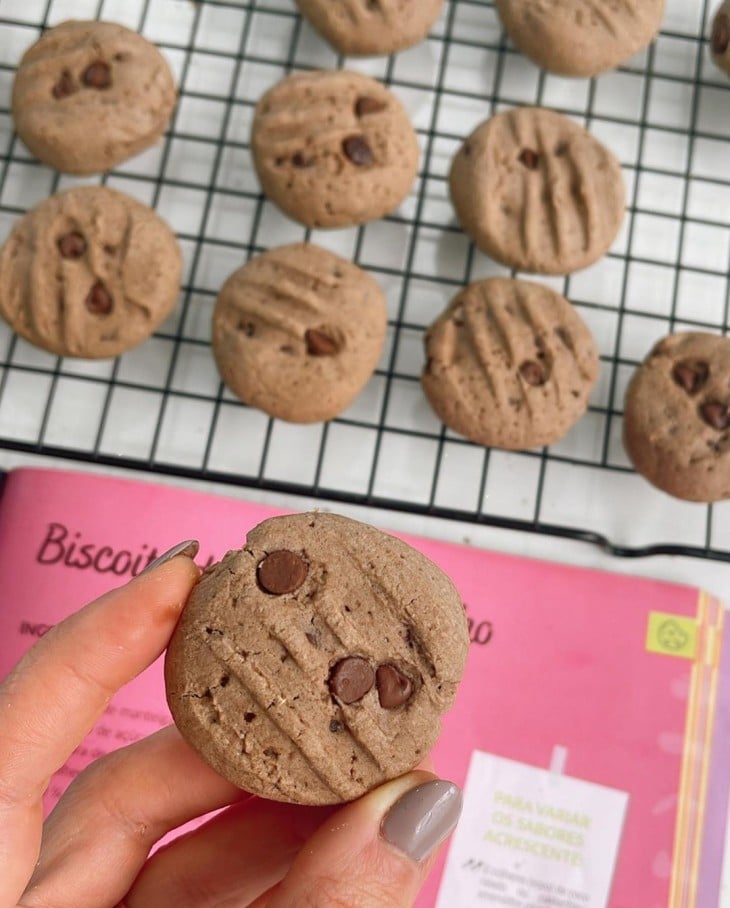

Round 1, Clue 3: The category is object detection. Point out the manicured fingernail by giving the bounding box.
[139,539,199,576]
[381,779,462,862]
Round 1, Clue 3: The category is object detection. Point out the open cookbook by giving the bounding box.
[0,467,727,908]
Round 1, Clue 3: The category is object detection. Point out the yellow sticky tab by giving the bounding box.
[646,612,698,660]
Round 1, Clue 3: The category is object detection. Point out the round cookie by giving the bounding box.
[449,107,625,275]
[251,70,419,228]
[421,277,599,450]
[495,0,666,78]
[294,0,444,56]
[165,512,469,805]
[623,333,730,502]
[0,186,182,359]
[12,19,176,174]
[711,2,730,75]
[212,243,387,423]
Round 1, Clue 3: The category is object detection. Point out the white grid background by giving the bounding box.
[0,0,729,557]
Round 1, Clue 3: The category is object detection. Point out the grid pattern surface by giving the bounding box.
[0,0,729,561]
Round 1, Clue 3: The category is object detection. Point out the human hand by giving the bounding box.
[0,540,462,908]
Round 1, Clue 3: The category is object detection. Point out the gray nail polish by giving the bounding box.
[381,780,462,862]
[138,539,199,576]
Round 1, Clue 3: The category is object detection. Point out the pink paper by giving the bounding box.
[0,467,723,906]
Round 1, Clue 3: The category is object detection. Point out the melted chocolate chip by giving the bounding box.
[57,232,86,259]
[672,360,709,395]
[700,400,730,431]
[713,13,730,55]
[305,328,342,356]
[291,152,309,168]
[355,96,386,117]
[519,360,548,386]
[329,719,343,732]
[52,70,76,99]
[328,657,375,704]
[81,61,112,89]
[519,148,540,170]
[342,135,374,167]
[257,550,308,594]
[85,281,113,315]
[376,664,413,709]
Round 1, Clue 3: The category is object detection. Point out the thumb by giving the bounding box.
[263,772,462,908]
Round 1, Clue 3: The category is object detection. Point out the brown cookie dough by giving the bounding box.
[495,0,666,78]
[165,512,469,805]
[294,0,444,56]
[212,243,387,423]
[0,186,182,359]
[421,277,599,450]
[251,69,420,228]
[12,19,177,174]
[623,333,730,502]
[711,2,730,75]
[449,107,625,275]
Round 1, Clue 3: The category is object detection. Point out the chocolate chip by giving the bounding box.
[244,711,256,722]
[81,61,112,89]
[328,657,375,704]
[672,360,709,394]
[57,232,86,259]
[291,152,309,168]
[85,281,113,315]
[519,360,547,386]
[52,70,76,99]
[257,550,308,594]
[329,719,343,732]
[355,96,386,117]
[342,135,373,167]
[519,148,540,170]
[305,328,342,356]
[700,400,730,431]
[713,13,730,55]
[376,663,413,709]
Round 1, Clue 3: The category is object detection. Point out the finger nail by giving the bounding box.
[381,779,462,862]
[138,539,199,576]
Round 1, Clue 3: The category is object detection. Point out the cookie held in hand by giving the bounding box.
[165,513,469,805]
[623,333,730,502]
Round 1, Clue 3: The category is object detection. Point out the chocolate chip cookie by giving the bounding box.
[294,0,444,56]
[12,19,177,174]
[421,277,599,450]
[165,512,469,805]
[623,333,730,502]
[212,243,387,423]
[495,0,666,78]
[0,186,182,359]
[449,107,625,275]
[251,70,419,228]
[711,2,730,75]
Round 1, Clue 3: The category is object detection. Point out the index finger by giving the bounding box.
[0,540,199,907]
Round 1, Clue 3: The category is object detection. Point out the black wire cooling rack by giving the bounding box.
[0,0,729,562]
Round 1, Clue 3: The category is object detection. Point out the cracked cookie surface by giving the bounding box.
[421,277,599,450]
[0,186,181,358]
[165,512,469,805]
[251,69,419,228]
[623,332,730,502]
[12,19,177,174]
[212,243,387,423]
[449,107,625,275]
